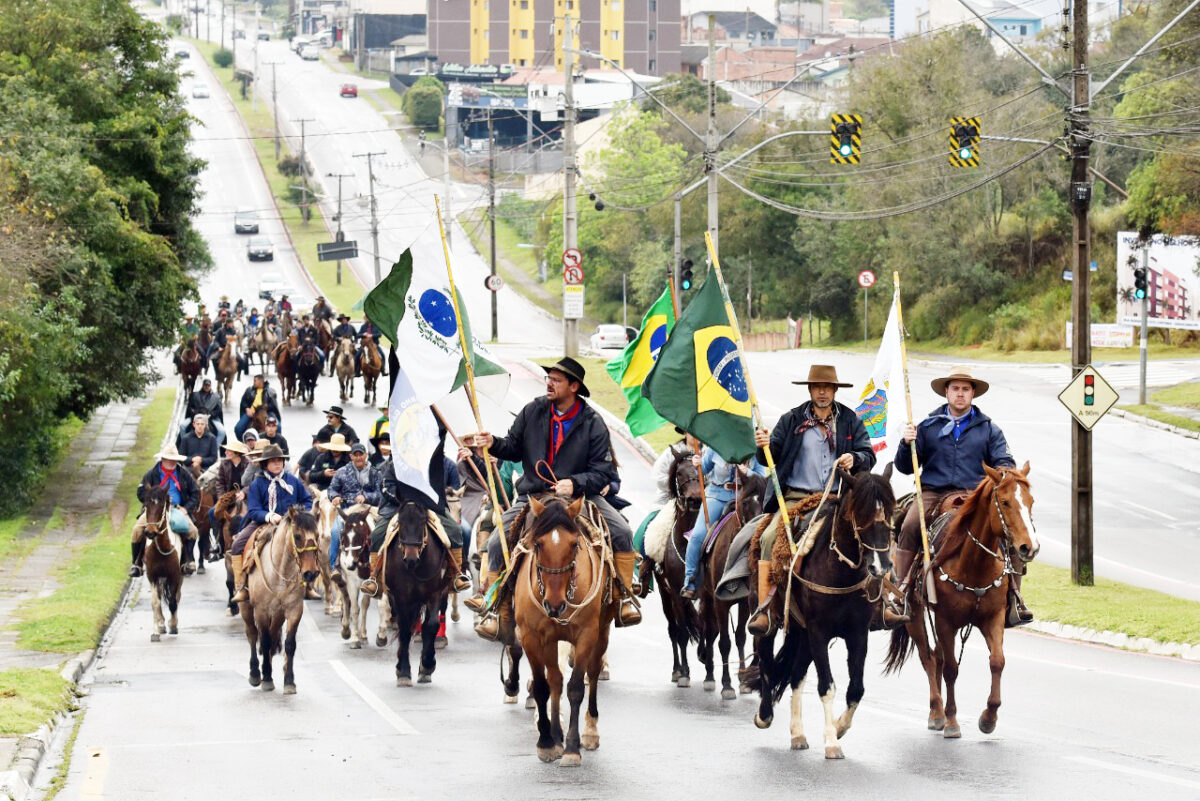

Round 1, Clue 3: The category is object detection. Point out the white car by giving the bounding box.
[191,82,210,98]
[590,324,631,351]
[257,272,286,299]
[299,44,319,61]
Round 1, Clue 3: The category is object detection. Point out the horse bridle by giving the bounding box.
[143,499,176,555]
[937,474,1024,598]
[829,499,892,570]
[396,502,430,560]
[533,537,580,608]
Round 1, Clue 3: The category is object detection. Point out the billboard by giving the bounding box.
[1116,232,1200,330]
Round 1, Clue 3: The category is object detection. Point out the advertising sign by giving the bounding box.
[1116,232,1200,329]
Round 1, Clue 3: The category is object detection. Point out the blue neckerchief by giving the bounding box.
[932,407,975,440]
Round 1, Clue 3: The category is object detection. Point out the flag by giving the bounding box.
[642,273,755,462]
[605,284,676,437]
[855,288,906,466]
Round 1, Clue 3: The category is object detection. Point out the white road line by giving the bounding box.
[1068,756,1200,791]
[329,658,419,735]
[1123,499,1178,521]
[967,637,1200,690]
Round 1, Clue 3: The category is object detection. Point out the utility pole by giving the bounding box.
[1139,243,1149,404]
[219,0,225,49]
[487,110,499,342]
[443,144,453,252]
[295,118,314,224]
[266,62,282,160]
[354,151,385,285]
[746,259,752,333]
[251,2,261,111]
[327,172,353,285]
[672,194,682,312]
[206,0,211,40]
[562,14,579,357]
[705,14,719,260]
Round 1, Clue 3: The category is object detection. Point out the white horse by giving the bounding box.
[335,504,374,649]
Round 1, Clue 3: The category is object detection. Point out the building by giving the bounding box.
[427,0,681,76]
[682,10,778,45]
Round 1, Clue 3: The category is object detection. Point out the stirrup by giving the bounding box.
[361,578,380,597]
[616,597,642,627]
[452,573,472,593]
[231,585,248,602]
[680,585,697,601]
[1005,590,1033,628]
[747,603,776,637]
[128,564,143,578]
[474,611,501,642]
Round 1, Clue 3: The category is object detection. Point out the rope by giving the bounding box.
[782,468,838,634]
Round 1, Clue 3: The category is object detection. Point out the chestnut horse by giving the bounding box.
[274,333,298,406]
[180,337,203,397]
[885,462,1038,739]
[213,491,245,616]
[139,482,183,642]
[213,340,240,405]
[360,334,383,406]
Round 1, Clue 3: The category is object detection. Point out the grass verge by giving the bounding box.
[0,668,72,735]
[460,208,567,325]
[909,339,1200,364]
[13,389,176,653]
[1024,561,1200,646]
[189,39,366,314]
[1116,404,1200,432]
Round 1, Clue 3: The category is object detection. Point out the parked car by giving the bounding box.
[247,236,274,261]
[299,44,319,61]
[256,29,270,41]
[191,81,210,98]
[174,48,189,59]
[233,208,259,234]
[339,83,358,98]
[257,272,286,299]
[590,324,631,351]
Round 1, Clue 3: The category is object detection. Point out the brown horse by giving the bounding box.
[317,319,335,373]
[197,319,212,372]
[180,337,203,397]
[274,333,298,406]
[885,462,1038,739]
[190,465,216,575]
[360,334,382,406]
[333,337,355,402]
[213,491,245,616]
[383,502,454,686]
[514,496,615,767]
[248,324,278,373]
[139,481,183,642]
[213,340,239,405]
[296,341,321,406]
[241,507,322,693]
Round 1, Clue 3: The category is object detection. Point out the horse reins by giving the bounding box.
[143,500,177,556]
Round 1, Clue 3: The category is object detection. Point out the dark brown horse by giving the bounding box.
[274,333,298,406]
[213,491,245,616]
[754,470,896,758]
[197,319,212,372]
[139,481,183,642]
[885,463,1038,739]
[649,451,703,687]
[384,502,453,686]
[296,341,321,406]
[191,465,216,575]
[180,337,203,397]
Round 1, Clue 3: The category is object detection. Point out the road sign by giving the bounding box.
[857,270,876,289]
[317,240,358,261]
[562,248,582,269]
[1058,364,1119,431]
[484,274,504,292]
[563,265,584,285]
[563,284,584,319]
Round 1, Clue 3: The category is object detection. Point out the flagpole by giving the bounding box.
[702,232,793,548]
[435,196,512,573]
[667,275,681,318]
[893,271,936,604]
[433,403,511,509]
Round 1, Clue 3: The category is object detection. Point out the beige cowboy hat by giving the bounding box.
[156,445,186,462]
[319,433,352,452]
[222,440,249,455]
[255,444,288,462]
[791,364,852,388]
[931,365,990,397]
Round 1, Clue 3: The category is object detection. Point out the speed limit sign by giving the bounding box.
[484,274,504,292]
[857,270,876,289]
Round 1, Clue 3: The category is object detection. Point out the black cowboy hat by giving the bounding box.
[337,313,350,321]
[541,356,590,397]
[322,405,346,418]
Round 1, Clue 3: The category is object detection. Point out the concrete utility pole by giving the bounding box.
[295,118,314,224]
[487,110,499,342]
[706,14,719,258]
[562,14,579,357]
[266,62,282,160]
[219,0,225,49]
[1138,243,1149,404]
[251,2,261,111]
[327,172,353,285]
[205,0,211,40]
[354,151,385,285]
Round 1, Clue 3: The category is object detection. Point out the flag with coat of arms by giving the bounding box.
[605,283,676,437]
[854,287,905,466]
[364,247,508,502]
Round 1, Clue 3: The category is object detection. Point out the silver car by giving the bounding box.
[233,208,259,234]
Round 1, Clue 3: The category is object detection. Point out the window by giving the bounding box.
[648,30,655,41]
[610,30,620,41]
[649,59,656,71]
[1019,24,1028,35]
[520,0,528,7]
[649,0,656,10]
[611,0,621,8]
[519,58,527,66]
[566,0,574,8]
[520,29,529,39]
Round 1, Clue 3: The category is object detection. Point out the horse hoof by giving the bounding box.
[503,694,517,705]
[740,682,754,695]
[283,685,296,695]
[754,713,772,729]
[944,723,962,739]
[598,668,610,681]
[226,608,236,617]
[824,745,845,760]
[671,670,682,682]
[676,676,690,688]
[376,636,388,647]
[169,626,178,635]
[435,636,447,650]
[418,673,432,684]
[150,633,160,642]
[703,679,716,692]
[791,736,809,750]
[928,716,946,731]
[581,735,599,751]
[340,627,350,640]
[721,687,737,701]
[197,564,206,575]
[560,753,581,768]
[836,723,851,739]
[451,610,460,622]
[261,680,275,692]
[349,641,361,650]
[979,714,997,734]
[396,676,412,687]
[525,696,536,710]
[537,748,557,763]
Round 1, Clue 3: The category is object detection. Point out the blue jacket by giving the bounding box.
[894,404,1015,491]
[701,446,767,504]
[328,462,382,506]
[246,471,313,523]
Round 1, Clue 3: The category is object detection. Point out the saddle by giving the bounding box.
[749,493,831,590]
[242,523,277,577]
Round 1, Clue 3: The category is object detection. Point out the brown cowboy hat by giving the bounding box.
[541,356,590,397]
[791,364,852,388]
[255,443,288,462]
[931,365,990,397]
[319,433,352,452]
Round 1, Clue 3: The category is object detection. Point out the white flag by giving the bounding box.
[855,290,906,468]
[387,363,441,503]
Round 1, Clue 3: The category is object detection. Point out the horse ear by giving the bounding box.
[882,463,893,483]
[529,496,546,517]
[1019,460,1031,477]
[836,467,856,486]
[982,463,1002,483]
[566,496,584,519]
[336,505,349,521]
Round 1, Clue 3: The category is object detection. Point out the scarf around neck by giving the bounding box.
[548,400,583,465]
[794,404,837,454]
[266,472,294,514]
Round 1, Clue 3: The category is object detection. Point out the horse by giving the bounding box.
[274,333,298,406]
[753,470,896,758]
[335,506,374,648]
[312,491,342,616]
[249,324,279,373]
[213,341,240,405]
[240,506,322,694]
[296,341,321,406]
[197,319,212,372]
[360,335,382,406]
[884,462,1038,739]
[513,496,615,766]
[383,501,453,686]
[139,481,183,642]
[317,320,335,373]
[180,337,203,397]
[697,470,766,699]
[191,465,217,574]
[279,309,293,340]
[213,490,245,616]
[333,337,356,402]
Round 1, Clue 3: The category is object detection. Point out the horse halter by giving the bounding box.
[829,498,891,570]
[938,474,1023,598]
[397,503,430,559]
[533,534,580,611]
[143,499,175,554]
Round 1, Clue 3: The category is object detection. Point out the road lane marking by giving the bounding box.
[1123,499,1178,522]
[1068,756,1200,790]
[329,659,419,735]
[81,747,108,800]
[964,637,1200,690]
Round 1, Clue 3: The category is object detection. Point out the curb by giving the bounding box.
[1109,407,1200,440]
[1025,620,1200,662]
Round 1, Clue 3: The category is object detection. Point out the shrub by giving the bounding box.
[213,47,233,68]
[405,85,443,128]
[277,155,307,177]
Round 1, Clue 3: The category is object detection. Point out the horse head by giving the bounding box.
[336,505,373,571]
[142,481,172,539]
[394,501,431,570]
[285,506,322,583]
[735,469,767,521]
[983,461,1038,564]
[669,451,703,506]
[527,495,585,619]
[837,469,897,577]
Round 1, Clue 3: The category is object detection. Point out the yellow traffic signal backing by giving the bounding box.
[950,116,981,167]
[830,113,863,164]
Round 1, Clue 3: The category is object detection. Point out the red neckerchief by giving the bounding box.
[158,466,182,492]
[548,400,583,465]
[794,406,837,454]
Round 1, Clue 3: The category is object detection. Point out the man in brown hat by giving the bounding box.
[746,364,881,636]
[893,365,1031,625]
[230,443,313,602]
[131,446,200,577]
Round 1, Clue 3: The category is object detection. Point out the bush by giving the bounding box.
[213,47,233,68]
[405,85,443,128]
[277,155,307,177]
[165,14,185,32]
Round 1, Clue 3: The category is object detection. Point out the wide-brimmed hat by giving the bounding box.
[322,405,346,418]
[255,444,288,462]
[542,357,590,397]
[222,440,248,455]
[338,313,350,321]
[156,446,186,462]
[792,364,852,388]
[320,433,352,452]
[931,365,990,397]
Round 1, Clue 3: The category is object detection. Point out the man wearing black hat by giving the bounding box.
[331,313,357,343]
[315,405,359,446]
[235,374,282,441]
[466,356,641,638]
[186,378,225,443]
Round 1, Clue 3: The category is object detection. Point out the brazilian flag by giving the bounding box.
[642,273,755,462]
[606,284,676,437]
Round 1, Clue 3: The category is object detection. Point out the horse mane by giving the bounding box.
[213,490,239,516]
[290,509,318,535]
[929,470,1028,566]
[529,498,580,539]
[666,446,691,500]
[844,471,896,526]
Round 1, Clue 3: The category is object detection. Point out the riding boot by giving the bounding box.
[747,561,777,637]
[446,546,472,593]
[230,555,248,602]
[869,577,911,631]
[892,548,916,597]
[474,598,512,642]
[1005,571,1034,628]
[181,537,197,575]
[360,552,384,597]
[129,541,145,577]
[614,552,642,627]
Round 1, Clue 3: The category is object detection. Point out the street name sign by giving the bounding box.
[1058,364,1119,430]
[317,240,358,261]
[563,284,584,319]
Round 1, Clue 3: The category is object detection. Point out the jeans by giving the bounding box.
[485,494,632,570]
[684,497,728,590]
[329,515,344,568]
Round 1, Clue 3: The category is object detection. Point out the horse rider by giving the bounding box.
[295,433,323,484]
[178,413,220,473]
[681,446,767,599]
[332,313,357,343]
[206,314,237,361]
[358,319,384,346]
[186,378,225,444]
[229,444,314,603]
[746,364,889,637]
[466,357,642,639]
[369,432,391,468]
[316,405,359,445]
[260,415,289,457]
[326,442,382,586]
[247,307,260,331]
[368,406,388,450]
[311,296,335,325]
[210,439,250,540]
[308,433,352,494]
[130,445,200,578]
[234,298,245,316]
[893,365,1031,627]
[356,330,382,378]
[218,295,231,312]
[278,294,293,313]
[359,321,387,375]
[234,374,282,441]
[296,314,325,366]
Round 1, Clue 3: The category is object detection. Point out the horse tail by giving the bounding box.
[883,623,914,675]
[681,595,702,644]
[766,629,797,703]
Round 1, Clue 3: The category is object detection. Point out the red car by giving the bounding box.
[340,83,358,98]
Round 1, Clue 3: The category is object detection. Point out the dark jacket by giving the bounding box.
[186,389,223,424]
[296,445,322,483]
[379,424,450,519]
[312,302,335,322]
[359,321,383,342]
[490,397,616,498]
[246,471,312,523]
[261,433,290,456]
[138,463,199,510]
[332,322,357,341]
[329,462,382,506]
[757,400,875,514]
[178,429,220,470]
[309,451,350,492]
[238,384,281,420]
[895,404,1015,491]
[216,457,248,496]
[315,422,359,445]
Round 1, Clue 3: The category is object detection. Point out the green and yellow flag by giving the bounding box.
[606,284,676,437]
[641,273,755,462]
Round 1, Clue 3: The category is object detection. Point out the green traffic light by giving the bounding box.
[959,147,973,160]
[1135,289,1146,299]
[839,143,853,156]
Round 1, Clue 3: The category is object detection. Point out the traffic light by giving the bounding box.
[949,116,981,167]
[1133,267,1148,300]
[680,259,694,291]
[830,114,863,164]
[1083,374,1095,406]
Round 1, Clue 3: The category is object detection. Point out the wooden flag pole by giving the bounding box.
[432,404,510,509]
[893,271,936,604]
[435,196,512,573]
[703,232,793,548]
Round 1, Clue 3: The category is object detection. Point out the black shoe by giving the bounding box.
[1006,590,1033,628]
[680,586,697,601]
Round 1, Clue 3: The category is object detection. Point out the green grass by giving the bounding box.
[909,339,1200,364]
[0,514,32,563]
[190,39,366,314]
[0,416,86,563]
[1116,404,1200,432]
[1149,382,1200,409]
[14,389,176,653]
[1024,561,1200,646]
[0,668,72,735]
